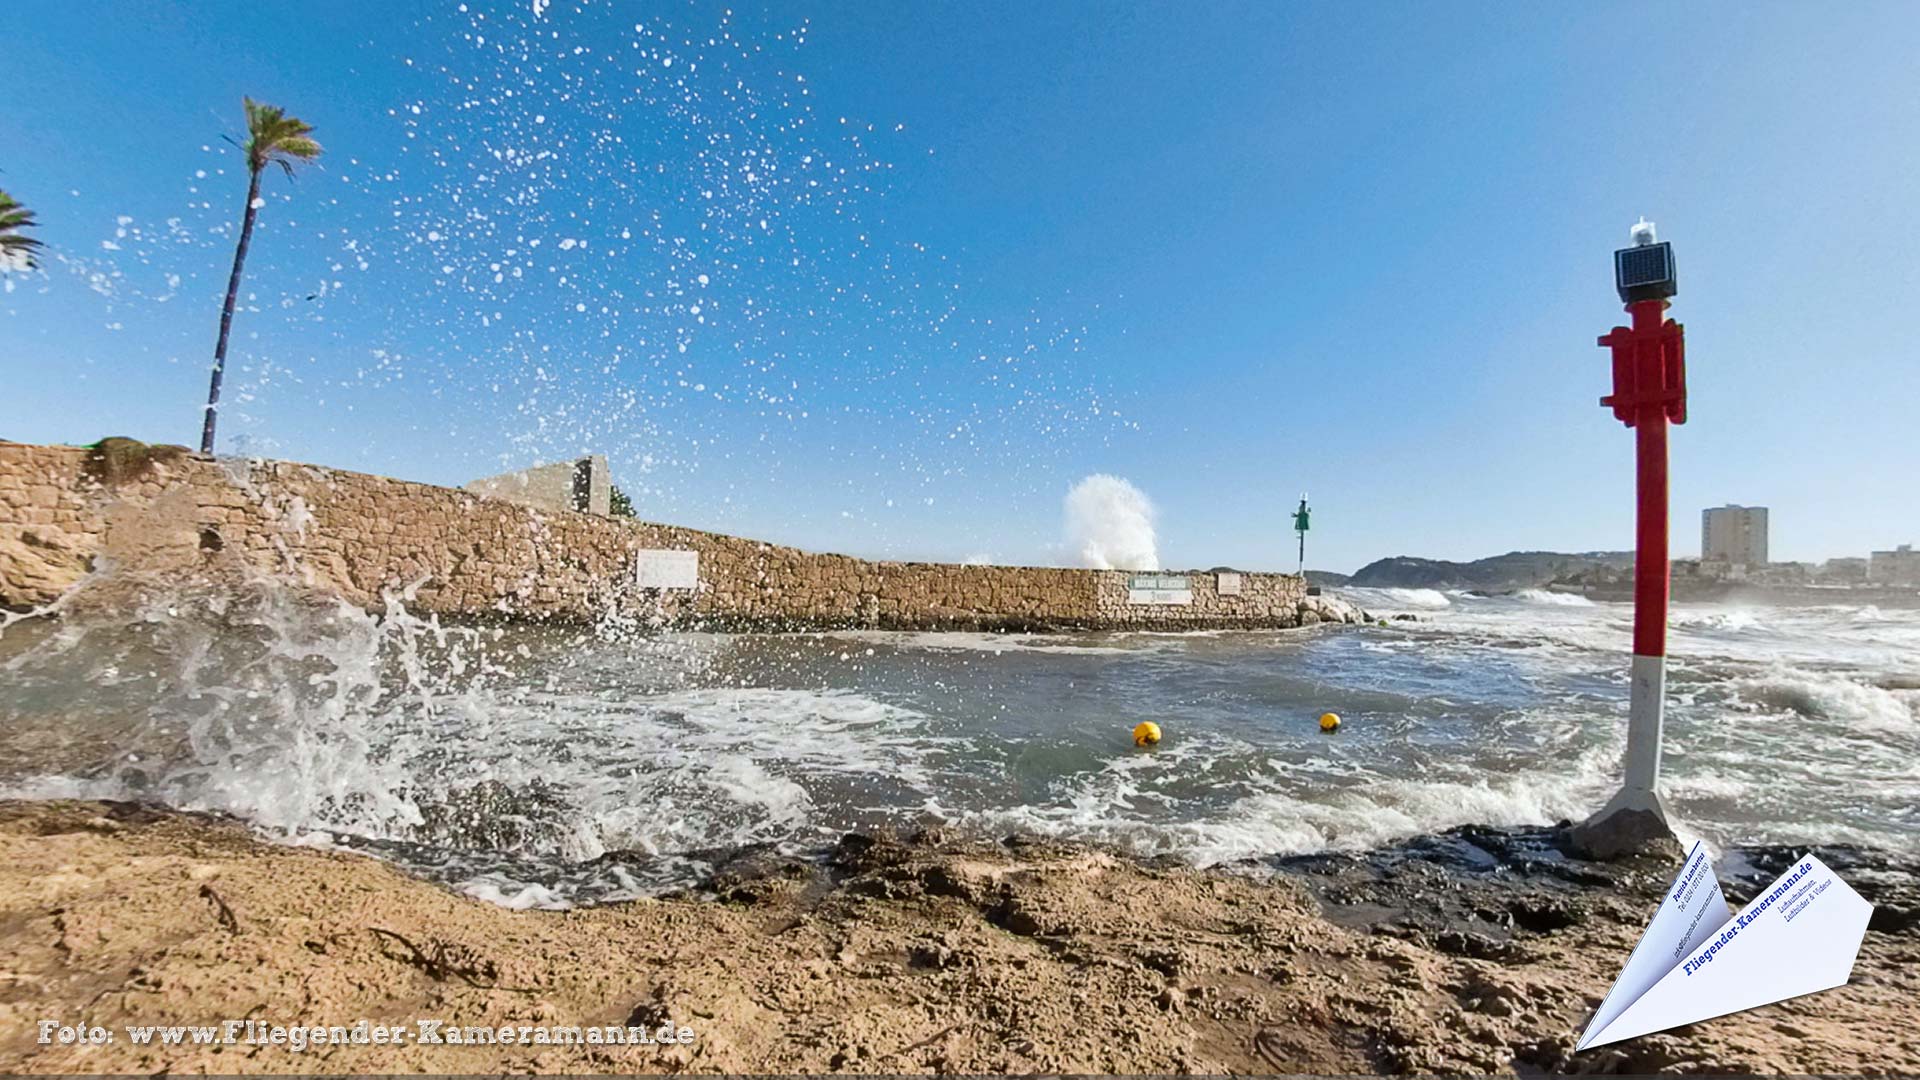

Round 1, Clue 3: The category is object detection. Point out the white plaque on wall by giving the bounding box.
[1217,572,1243,596]
[1127,573,1193,606]
[635,549,700,589]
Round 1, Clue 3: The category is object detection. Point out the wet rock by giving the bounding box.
[1726,843,1920,936]
[412,778,577,854]
[1514,1035,1576,1072]
[700,847,823,905]
[1507,897,1581,933]
[1432,929,1520,961]
[920,864,983,900]
[1565,806,1681,862]
[831,831,913,873]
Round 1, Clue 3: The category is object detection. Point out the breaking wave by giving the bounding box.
[1725,670,1918,734]
[1512,588,1595,607]
[965,735,1621,866]
[1343,587,1453,610]
[1063,474,1159,571]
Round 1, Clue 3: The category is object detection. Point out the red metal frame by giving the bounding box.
[1599,299,1687,658]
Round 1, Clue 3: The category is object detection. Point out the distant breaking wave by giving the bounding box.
[1064,474,1159,571]
[1513,588,1596,607]
[1344,586,1453,610]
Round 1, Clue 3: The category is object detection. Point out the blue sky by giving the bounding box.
[3,1,1916,572]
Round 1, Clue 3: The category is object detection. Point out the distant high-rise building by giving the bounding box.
[1701,504,1768,567]
[1870,544,1920,585]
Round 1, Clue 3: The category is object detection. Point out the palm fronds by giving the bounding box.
[0,189,44,272]
[242,97,323,179]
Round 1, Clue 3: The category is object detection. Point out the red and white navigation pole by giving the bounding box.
[1585,219,1686,835]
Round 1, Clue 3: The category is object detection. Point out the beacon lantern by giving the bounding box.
[1615,218,1677,303]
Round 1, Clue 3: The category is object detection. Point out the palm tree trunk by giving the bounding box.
[201,169,263,455]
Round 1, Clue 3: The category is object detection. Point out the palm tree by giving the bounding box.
[200,98,322,455]
[0,190,43,272]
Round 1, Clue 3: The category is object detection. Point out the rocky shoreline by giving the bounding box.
[2,800,1916,1074]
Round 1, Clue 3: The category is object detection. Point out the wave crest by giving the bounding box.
[1344,587,1452,610]
[1512,588,1595,607]
[1728,670,1918,733]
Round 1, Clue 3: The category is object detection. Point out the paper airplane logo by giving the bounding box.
[1578,841,1873,1049]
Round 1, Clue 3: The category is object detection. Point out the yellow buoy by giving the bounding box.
[1132,721,1162,747]
[1319,712,1341,733]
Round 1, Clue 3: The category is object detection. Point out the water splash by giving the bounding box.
[1063,474,1158,571]
[6,4,1134,559]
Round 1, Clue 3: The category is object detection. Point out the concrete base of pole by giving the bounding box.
[1570,654,1676,860]
[1567,800,1676,862]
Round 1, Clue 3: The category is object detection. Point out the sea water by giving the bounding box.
[1,578,1915,908]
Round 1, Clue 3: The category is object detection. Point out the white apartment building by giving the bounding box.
[1702,504,1768,567]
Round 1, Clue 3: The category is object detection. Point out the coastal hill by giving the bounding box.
[1346,550,1634,591]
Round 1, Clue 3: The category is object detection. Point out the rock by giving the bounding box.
[1564,807,1680,862]
[6,799,1920,1075]
[83,437,190,486]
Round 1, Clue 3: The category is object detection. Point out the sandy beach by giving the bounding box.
[2,799,1916,1075]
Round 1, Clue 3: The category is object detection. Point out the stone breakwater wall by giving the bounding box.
[0,441,1358,630]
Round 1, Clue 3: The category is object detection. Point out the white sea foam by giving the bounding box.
[1512,588,1596,607]
[460,878,570,910]
[541,686,953,858]
[1663,772,1753,801]
[1343,587,1453,610]
[1064,474,1159,571]
[824,629,1145,656]
[967,742,1620,866]
[1672,609,1764,632]
[1725,669,1917,734]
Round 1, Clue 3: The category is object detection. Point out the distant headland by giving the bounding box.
[1318,550,1917,604]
